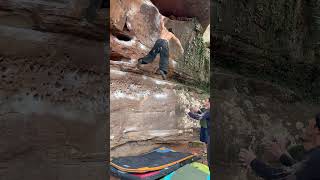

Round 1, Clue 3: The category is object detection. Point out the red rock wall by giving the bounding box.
[150,0,210,32]
[110,0,208,80]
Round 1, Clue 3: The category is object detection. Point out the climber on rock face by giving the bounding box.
[137,16,184,80]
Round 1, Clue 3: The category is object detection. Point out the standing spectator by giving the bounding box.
[239,113,320,180]
[187,98,211,172]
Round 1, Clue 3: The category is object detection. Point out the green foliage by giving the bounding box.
[175,21,210,93]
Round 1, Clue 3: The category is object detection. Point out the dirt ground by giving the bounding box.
[110,142,208,180]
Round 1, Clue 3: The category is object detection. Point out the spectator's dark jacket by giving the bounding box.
[250,146,320,180]
[188,110,210,136]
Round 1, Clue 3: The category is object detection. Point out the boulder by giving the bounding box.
[110,0,205,79]
[150,0,210,31]
[109,0,210,159]
[110,67,208,157]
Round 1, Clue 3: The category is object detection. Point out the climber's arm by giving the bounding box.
[160,16,166,31]
[160,15,184,54]
[250,159,294,179]
[171,35,184,54]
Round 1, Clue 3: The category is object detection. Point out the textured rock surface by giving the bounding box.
[164,19,210,84]
[212,69,320,180]
[110,0,210,83]
[0,0,106,40]
[213,0,320,102]
[110,0,186,77]
[0,1,106,179]
[203,25,210,48]
[109,1,210,161]
[150,0,210,31]
[211,1,320,179]
[110,68,208,157]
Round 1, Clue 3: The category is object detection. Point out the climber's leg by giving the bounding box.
[200,127,208,144]
[158,40,169,79]
[159,41,169,74]
[138,39,162,64]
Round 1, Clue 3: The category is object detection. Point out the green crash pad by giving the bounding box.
[161,162,210,180]
[191,162,210,174]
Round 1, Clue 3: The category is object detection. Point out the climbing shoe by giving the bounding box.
[159,70,167,80]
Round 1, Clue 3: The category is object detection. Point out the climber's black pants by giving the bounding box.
[140,39,169,74]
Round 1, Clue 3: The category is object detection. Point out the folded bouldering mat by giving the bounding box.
[161,162,210,180]
[110,163,181,180]
[110,147,198,174]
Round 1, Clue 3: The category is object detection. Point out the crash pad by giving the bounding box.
[161,163,210,180]
[190,162,210,174]
[110,163,181,180]
[110,147,198,173]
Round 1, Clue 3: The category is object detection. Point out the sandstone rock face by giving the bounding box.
[110,68,208,157]
[110,0,209,83]
[212,69,320,180]
[163,18,210,84]
[203,25,210,48]
[110,0,158,72]
[110,0,185,76]
[213,0,320,101]
[0,0,106,40]
[150,0,210,31]
[211,1,320,179]
[0,1,106,179]
[109,0,210,159]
